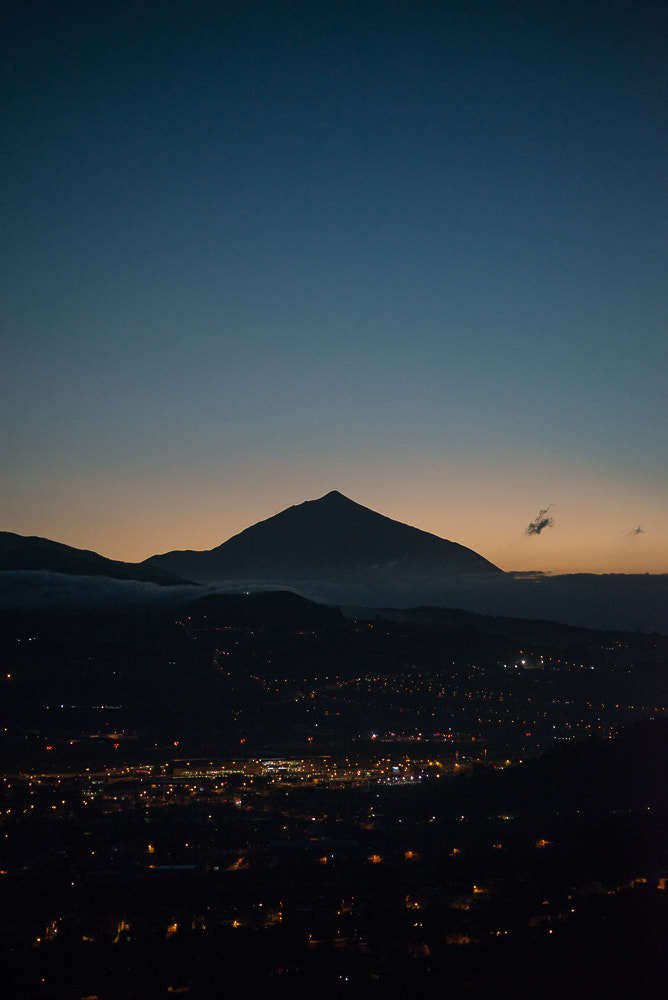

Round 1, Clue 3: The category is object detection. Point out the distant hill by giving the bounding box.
[143,490,502,584]
[0,531,189,586]
[185,590,344,630]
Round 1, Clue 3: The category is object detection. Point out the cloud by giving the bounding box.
[1,569,667,633]
[526,505,554,536]
[0,570,204,611]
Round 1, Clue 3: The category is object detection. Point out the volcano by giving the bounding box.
[142,490,502,592]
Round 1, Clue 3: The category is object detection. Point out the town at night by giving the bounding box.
[2,594,666,998]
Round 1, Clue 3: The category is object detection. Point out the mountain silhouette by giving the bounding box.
[3,499,666,631]
[0,531,188,586]
[143,490,502,585]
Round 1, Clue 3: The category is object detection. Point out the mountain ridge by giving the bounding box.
[0,531,188,586]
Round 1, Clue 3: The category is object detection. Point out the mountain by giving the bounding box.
[143,490,503,586]
[0,531,189,586]
[142,494,668,631]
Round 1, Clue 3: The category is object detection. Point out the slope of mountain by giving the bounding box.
[143,490,503,584]
[0,531,189,586]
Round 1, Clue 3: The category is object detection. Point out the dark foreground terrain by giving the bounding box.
[1,592,666,998]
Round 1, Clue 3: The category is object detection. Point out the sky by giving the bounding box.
[2,0,667,575]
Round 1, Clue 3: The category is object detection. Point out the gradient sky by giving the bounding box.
[3,0,667,574]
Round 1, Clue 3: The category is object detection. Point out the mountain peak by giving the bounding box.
[313,489,358,506]
[321,489,348,500]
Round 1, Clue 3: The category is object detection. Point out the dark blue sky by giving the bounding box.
[2,0,666,571]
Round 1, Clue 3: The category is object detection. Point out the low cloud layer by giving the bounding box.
[526,505,554,536]
[0,571,204,611]
[1,567,667,633]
